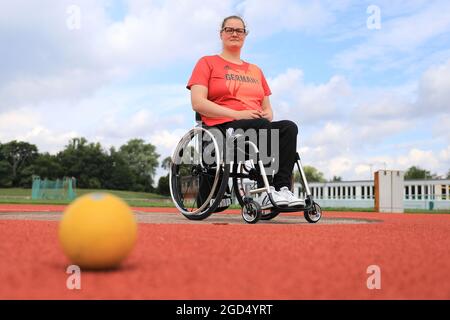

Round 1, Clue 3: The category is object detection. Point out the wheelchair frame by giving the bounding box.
[169,114,322,224]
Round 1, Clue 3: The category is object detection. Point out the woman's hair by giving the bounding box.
[221,15,246,30]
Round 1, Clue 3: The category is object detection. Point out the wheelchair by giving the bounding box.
[169,113,322,224]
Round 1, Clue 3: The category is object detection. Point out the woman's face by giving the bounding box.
[220,18,246,50]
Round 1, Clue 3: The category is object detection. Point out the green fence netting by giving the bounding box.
[31,176,77,200]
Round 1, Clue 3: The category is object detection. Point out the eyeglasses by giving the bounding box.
[221,27,247,36]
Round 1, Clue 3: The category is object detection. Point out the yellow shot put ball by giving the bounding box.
[59,193,137,270]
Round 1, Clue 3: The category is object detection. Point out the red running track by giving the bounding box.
[0,204,449,299]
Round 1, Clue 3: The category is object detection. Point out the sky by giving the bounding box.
[0,0,449,183]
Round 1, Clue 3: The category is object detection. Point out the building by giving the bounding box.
[293,178,450,210]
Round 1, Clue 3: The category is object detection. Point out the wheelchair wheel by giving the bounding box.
[242,199,262,224]
[169,127,230,220]
[232,161,259,208]
[233,162,278,220]
[304,202,322,223]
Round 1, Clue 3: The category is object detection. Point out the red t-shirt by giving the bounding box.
[186,55,272,126]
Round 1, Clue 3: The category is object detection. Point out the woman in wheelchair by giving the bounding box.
[170,15,321,223]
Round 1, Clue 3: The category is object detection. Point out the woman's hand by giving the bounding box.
[261,96,273,122]
[233,109,262,120]
[261,109,273,122]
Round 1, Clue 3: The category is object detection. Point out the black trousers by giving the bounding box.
[217,118,298,190]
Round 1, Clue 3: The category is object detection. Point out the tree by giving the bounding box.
[447,169,450,179]
[57,137,110,188]
[103,147,136,191]
[157,175,170,196]
[157,156,172,195]
[0,143,12,187]
[331,176,342,182]
[404,166,432,180]
[0,140,38,187]
[0,160,12,187]
[28,153,63,180]
[294,165,326,183]
[118,139,160,192]
[161,156,172,171]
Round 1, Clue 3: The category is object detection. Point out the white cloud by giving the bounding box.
[0,69,118,110]
[238,0,348,37]
[267,59,450,180]
[0,1,111,78]
[352,145,449,179]
[17,126,79,154]
[432,114,450,141]
[0,108,38,132]
[0,0,233,109]
[397,148,441,173]
[269,69,351,123]
[269,68,414,151]
[333,1,450,71]
[307,122,352,150]
[101,0,229,68]
[1,1,449,182]
[353,93,413,122]
[326,156,354,178]
[439,145,450,163]
[0,80,193,154]
[0,108,78,153]
[357,120,410,145]
[303,145,449,181]
[416,59,450,114]
[355,163,374,178]
[150,129,187,155]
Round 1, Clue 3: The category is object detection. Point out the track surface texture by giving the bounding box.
[0,204,449,299]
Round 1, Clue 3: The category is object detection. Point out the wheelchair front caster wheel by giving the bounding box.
[304,202,322,223]
[242,200,262,224]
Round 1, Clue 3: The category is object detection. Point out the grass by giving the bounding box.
[0,188,168,199]
[0,188,448,213]
[0,188,31,197]
[320,207,449,214]
[404,209,450,214]
[321,207,375,212]
[0,188,171,207]
[75,189,168,200]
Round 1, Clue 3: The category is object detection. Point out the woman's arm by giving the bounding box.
[191,85,262,120]
[261,96,273,122]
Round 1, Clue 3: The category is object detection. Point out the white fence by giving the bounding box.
[293,179,450,210]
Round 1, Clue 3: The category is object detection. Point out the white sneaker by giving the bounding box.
[279,187,305,207]
[254,186,289,209]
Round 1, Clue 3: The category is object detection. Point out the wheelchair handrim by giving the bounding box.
[169,127,222,216]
